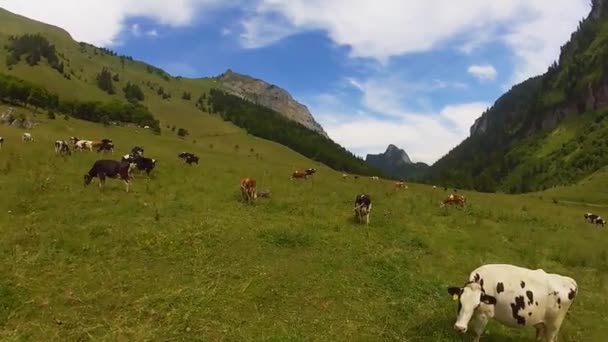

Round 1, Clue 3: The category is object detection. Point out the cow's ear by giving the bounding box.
[448,287,461,296]
[480,294,497,305]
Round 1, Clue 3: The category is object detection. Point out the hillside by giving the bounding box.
[215,69,328,137]
[366,144,430,181]
[0,7,378,176]
[429,0,608,193]
[1,105,608,340]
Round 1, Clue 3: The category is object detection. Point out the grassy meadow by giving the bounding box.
[0,107,607,341]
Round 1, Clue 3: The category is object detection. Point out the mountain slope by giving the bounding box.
[366,144,429,180]
[429,0,608,193]
[215,70,328,138]
[0,7,378,176]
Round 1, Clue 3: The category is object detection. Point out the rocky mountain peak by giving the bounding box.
[215,70,328,138]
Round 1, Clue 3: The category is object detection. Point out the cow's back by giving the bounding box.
[469,264,562,328]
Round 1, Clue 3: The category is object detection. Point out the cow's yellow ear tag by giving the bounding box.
[452,294,459,301]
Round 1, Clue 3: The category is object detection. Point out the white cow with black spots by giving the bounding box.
[448,264,578,342]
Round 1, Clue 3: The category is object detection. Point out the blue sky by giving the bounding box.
[0,0,591,164]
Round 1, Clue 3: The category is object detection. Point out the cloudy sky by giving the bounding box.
[0,0,591,163]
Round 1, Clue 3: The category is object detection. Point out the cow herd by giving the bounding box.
[0,130,593,341]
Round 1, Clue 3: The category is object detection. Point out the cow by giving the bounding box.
[342,173,348,179]
[240,177,257,203]
[0,137,4,150]
[595,217,606,227]
[447,264,578,342]
[121,154,157,175]
[178,152,198,165]
[370,176,379,181]
[131,146,144,157]
[441,194,466,208]
[305,168,317,176]
[354,194,372,225]
[69,136,79,144]
[433,185,437,190]
[84,160,135,192]
[291,170,308,180]
[54,140,71,155]
[395,181,406,189]
[22,133,33,142]
[584,213,598,223]
[97,141,114,154]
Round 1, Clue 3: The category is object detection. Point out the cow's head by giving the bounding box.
[448,282,496,333]
[84,174,93,186]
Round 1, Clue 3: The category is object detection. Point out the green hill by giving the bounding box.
[429,0,608,193]
[0,7,378,177]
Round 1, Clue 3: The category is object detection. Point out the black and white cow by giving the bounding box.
[595,217,606,227]
[97,139,114,154]
[54,140,71,155]
[131,146,144,157]
[354,194,372,225]
[121,154,157,175]
[84,160,135,192]
[305,168,317,176]
[584,213,598,223]
[448,264,578,342]
[178,152,198,165]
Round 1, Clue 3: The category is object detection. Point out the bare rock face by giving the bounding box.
[215,70,328,138]
[0,107,34,129]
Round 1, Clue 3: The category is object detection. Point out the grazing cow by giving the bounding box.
[178,152,198,165]
[370,176,379,181]
[595,217,606,227]
[433,185,437,190]
[22,133,33,142]
[354,194,372,225]
[584,213,598,223]
[184,154,199,165]
[240,177,257,203]
[305,168,317,176]
[342,173,348,179]
[0,137,4,150]
[84,159,135,192]
[97,141,114,154]
[395,181,406,189]
[54,140,71,155]
[291,170,308,180]
[448,264,578,342]
[131,146,144,157]
[441,194,466,208]
[121,154,157,175]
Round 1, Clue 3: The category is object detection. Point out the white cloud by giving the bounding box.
[130,23,142,37]
[467,64,498,81]
[243,0,589,85]
[311,76,486,164]
[221,28,232,36]
[0,0,235,46]
[146,29,159,37]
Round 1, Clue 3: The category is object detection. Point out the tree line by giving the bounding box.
[5,34,64,74]
[0,72,160,132]
[208,89,381,176]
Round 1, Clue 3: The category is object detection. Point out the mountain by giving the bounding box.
[215,70,328,138]
[0,7,380,176]
[366,145,430,180]
[428,0,608,193]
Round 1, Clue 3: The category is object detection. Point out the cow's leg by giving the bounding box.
[366,213,370,225]
[544,310,568,342]
[98,173,106,189]
[534,323,546,341]
[124,179,131,192]
[469,313,489,342]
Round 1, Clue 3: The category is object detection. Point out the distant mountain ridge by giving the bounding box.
[215,70,328,138]
[428,0,608,193]
[366,145,429,180]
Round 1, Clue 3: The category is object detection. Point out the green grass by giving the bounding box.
[1,109,608,341]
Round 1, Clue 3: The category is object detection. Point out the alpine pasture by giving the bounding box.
[1,106,607,341]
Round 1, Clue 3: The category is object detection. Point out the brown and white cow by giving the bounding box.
[395,181,406,189]
[291,170,308,180]
[354,194,372,225]
[84,159,135,192]
[441,194,466,208]
[448,264,578,342]
[240,177,257,203]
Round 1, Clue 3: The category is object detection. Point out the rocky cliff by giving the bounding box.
[366,145,429,180]
[215,70,328,138]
